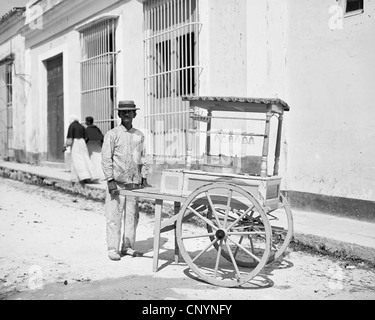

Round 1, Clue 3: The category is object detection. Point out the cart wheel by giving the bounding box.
[207,193,294,267]
[176,182,272,287]
[267,194,294,263]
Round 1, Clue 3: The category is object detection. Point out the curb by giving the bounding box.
[291,233,375,267]
[0,165,106,201]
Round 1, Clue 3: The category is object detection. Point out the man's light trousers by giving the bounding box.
[105,188,139,252]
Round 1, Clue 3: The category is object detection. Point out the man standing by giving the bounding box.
[101,100,146,261]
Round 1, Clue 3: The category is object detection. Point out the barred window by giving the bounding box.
[144,0,201,162]
[0,61,13,159]
[79,18,118,134]
[6,63,12,106]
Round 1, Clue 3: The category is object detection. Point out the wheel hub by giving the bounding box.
[215,229,226,240]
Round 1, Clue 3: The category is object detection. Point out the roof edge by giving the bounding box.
[0,7,26,25]
[182,96,290,111]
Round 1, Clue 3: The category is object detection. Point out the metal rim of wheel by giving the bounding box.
[267,194,294,263]
[176,182,272,288]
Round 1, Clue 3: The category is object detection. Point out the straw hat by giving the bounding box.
[114,100,140,111]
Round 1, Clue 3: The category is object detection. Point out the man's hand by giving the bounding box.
[107,180,118,194]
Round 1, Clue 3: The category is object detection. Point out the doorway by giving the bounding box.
[46,54,64,162]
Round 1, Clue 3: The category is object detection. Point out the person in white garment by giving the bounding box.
[65,114,96,183]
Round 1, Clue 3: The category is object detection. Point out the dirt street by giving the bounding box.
[0,177,374,300]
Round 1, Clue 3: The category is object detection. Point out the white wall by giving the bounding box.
[116,0,145,130]
[24,0,145,157]
[0,34,27,156]
[200,0,287,98]
[246,0,288,180]
[206,0,247,96]
[285,0,375,201]
[246,0,287,99]
[25,32,80,156]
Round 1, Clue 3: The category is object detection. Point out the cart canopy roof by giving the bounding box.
[182,96,290,114]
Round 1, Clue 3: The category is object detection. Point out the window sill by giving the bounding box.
[344,9,364,18]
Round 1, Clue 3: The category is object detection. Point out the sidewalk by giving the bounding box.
[1,160,375,266]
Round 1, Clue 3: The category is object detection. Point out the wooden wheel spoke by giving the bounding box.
[231,226,250,231]
[192,238,219,263]
[187,206,219,231]
[253,226,266,233]
[215,209,237,222]
[228,231,267,236]
[225,240,242,280]
[190,203,206,212]
[214,240,223,278]
[205,191,222,228]
[249,210,256,219]
[267,212,278,221]
[181,232,216,240]
[227,205,255,230]
[271,226,286,232]
[233,236,243,259]
[223,189,233,228]
[227,236,261,263]
[249,236,255,253]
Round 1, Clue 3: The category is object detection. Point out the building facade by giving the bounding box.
[0,7,26,162]
[0,0,374,217]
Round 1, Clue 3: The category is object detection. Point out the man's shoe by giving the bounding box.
[108,250,121,261]
[121,248,143,257]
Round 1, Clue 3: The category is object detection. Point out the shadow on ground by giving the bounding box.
[4,274,197,300]
[2,252,294,300]
[127,235,295,291]
[1,232,295,300]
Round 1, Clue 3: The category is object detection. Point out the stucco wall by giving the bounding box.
[116,0,144,130]
[246,0,288,180]
[25,32,81,160]
[23,0,145,161]
[246,0,287,99]
[200,0,287,98]
[0,34,28,161]
[205,0,247,97]
[285,0,375,201]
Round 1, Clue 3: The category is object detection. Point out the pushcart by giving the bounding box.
[119,96,293,288]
